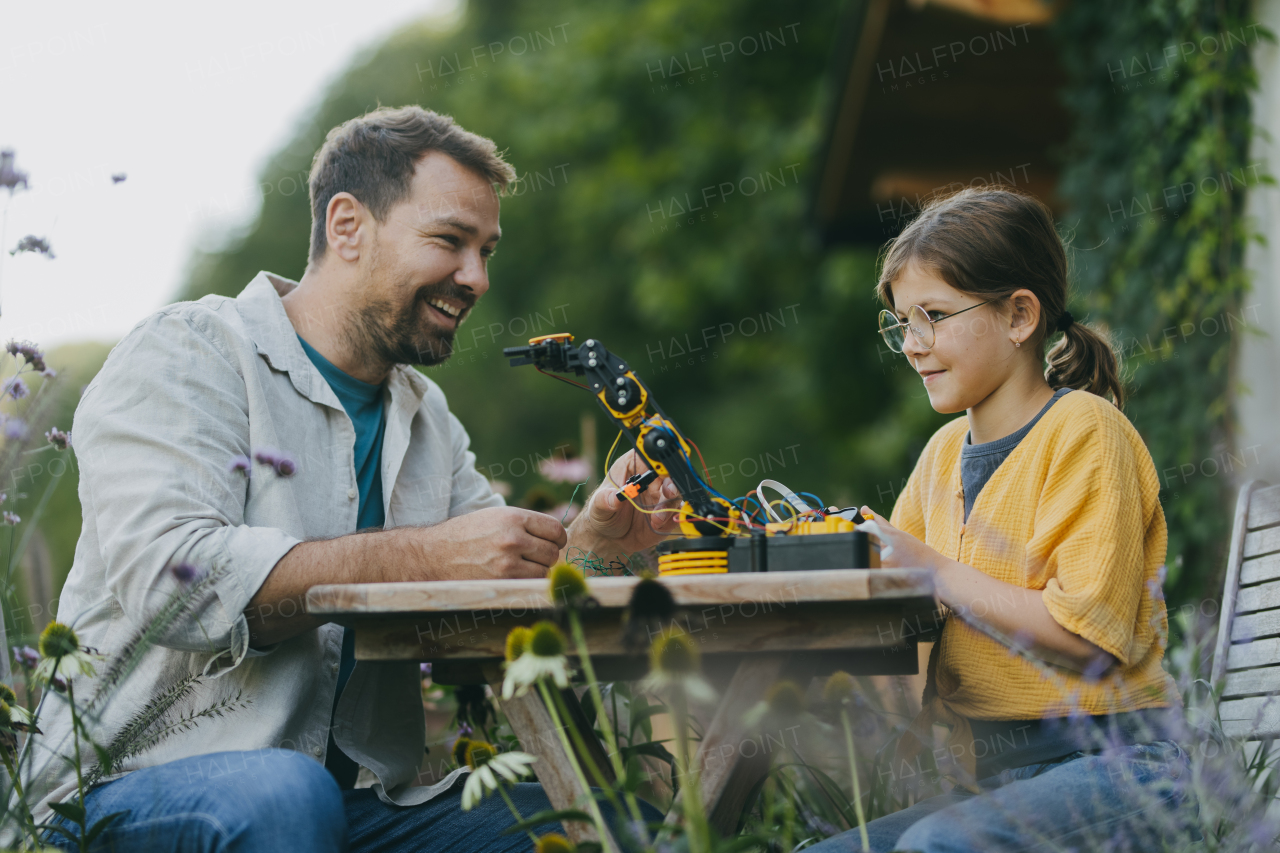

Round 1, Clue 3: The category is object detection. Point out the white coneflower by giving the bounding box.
[742,679,807,729]
[642,628,717,705]
[502,621,573,699]
[34,622,101,683]
[459,740,537,811]
[0,685,34,727]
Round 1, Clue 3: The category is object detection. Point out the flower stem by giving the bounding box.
[670,687,708,853]
[536,680,614,849]
[840,707,870,852]
[496,782,539,845]
[2,741,36,844]
[67,677,90,853]
[568,610,644,825]
[546,685,627,819]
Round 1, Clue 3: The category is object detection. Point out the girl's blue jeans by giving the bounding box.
[807,740,1195,853]
[44,748,658,852]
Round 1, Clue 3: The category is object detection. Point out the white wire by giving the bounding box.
[754,479,816,523]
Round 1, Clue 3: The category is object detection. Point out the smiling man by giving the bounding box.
[32,106,673,852]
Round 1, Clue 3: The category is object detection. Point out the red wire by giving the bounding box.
[536,366,590,390]
[686,436,714,484]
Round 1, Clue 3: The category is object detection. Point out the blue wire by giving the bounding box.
[798,491,825,510]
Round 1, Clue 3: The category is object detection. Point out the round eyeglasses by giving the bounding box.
[877,300,995,353]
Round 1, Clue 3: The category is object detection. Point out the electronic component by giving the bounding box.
[504,334,876,574]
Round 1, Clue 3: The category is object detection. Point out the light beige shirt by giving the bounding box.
[30,271,501,821]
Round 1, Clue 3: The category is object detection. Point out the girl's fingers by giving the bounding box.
[859,505,889,525]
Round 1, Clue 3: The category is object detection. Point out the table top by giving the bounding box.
[306,568,936,617]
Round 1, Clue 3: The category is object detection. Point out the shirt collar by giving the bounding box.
[235,271,430,411]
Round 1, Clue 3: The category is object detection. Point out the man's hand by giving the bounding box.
[413,506,567,580]
[564,449,682,565]
[245,507,567,647]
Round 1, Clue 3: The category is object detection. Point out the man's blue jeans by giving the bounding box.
[807,740,1194,853]
[44,749,656,852]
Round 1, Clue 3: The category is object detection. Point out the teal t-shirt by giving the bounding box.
[297,334,387,788]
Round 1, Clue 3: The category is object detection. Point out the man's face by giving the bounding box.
[347,151,501,368]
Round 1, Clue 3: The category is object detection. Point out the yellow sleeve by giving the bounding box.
[1035,409,1155,666]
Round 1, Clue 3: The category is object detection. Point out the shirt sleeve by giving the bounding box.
[72,309,302,675]
[1035,409,1155,666]
[445,411,504,518]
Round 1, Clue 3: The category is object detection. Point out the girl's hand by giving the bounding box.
[858,506,950,571]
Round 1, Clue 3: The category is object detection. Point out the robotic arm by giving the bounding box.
[503,334,741,537]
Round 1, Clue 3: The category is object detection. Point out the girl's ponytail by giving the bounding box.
[1045,318,1125,408]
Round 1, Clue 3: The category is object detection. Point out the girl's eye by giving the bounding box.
[927,312,946,322]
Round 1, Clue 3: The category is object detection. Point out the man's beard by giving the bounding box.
[345,278,475,370]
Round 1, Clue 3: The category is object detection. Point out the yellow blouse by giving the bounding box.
[892,389,1179,723]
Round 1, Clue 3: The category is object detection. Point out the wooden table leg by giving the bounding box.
[488,676,621,853]
[664,653,791,836]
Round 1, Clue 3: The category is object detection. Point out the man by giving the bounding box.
[32,106,676,851]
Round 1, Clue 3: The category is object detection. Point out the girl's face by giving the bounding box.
[890,263,1019,414]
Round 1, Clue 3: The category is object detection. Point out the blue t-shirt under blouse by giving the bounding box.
[297,333,387,788]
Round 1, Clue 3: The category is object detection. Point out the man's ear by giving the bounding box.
[1007,288,1042,339]
[325,192,366,263]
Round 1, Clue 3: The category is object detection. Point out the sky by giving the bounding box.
[0,0,461,350]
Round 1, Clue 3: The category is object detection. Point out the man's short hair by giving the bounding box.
[307,106,517,263]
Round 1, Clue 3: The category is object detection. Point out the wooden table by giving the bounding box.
[307,569,937,850]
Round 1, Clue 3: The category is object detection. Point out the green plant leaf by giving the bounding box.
[497,808,595,835]
[47,801,85,824]
[85,811,125,844]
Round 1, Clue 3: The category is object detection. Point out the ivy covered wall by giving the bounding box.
[1054,0,1270,605]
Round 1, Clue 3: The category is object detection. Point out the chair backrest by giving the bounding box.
[1212,480,1280,740]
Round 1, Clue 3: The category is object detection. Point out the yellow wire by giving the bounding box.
[600,428,737,535]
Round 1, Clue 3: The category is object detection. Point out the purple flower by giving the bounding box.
[3,418,27,440]
[7,341,47,373]
[539,456,592,484]
[111,172,127,184]
[456,721,473,738]
[12,646,38,670]
[228,454,252,477]
[9,235,54,259]
[420,662,433,676]
[0,151,28,193]
[253,447,297,477]
[45,427,71,451]
[170,562,202,584]
[3,377,27,400]
[3,512,19,526]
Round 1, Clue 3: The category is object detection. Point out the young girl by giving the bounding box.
[811,189,1189,852]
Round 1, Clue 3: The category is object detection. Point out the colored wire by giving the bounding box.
[798,492,826,511]
[536,366,590,390]
[685,435,713,484]
[603,429,624,475]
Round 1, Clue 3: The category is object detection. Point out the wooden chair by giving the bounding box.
[1212,480,1280,740]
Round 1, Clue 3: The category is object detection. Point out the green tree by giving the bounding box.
[178,0,945,525]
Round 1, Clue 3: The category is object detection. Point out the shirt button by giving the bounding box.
[347,488,357,500]
[331,663,339,674]
[312,746,323,757]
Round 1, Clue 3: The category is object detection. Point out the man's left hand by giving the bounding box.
[565,449,682,563]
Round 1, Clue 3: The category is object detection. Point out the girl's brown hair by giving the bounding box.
[876,187,1124,407]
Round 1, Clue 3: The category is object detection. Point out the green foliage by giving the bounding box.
[1053,1,1271,602]
[177,0,946,522]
